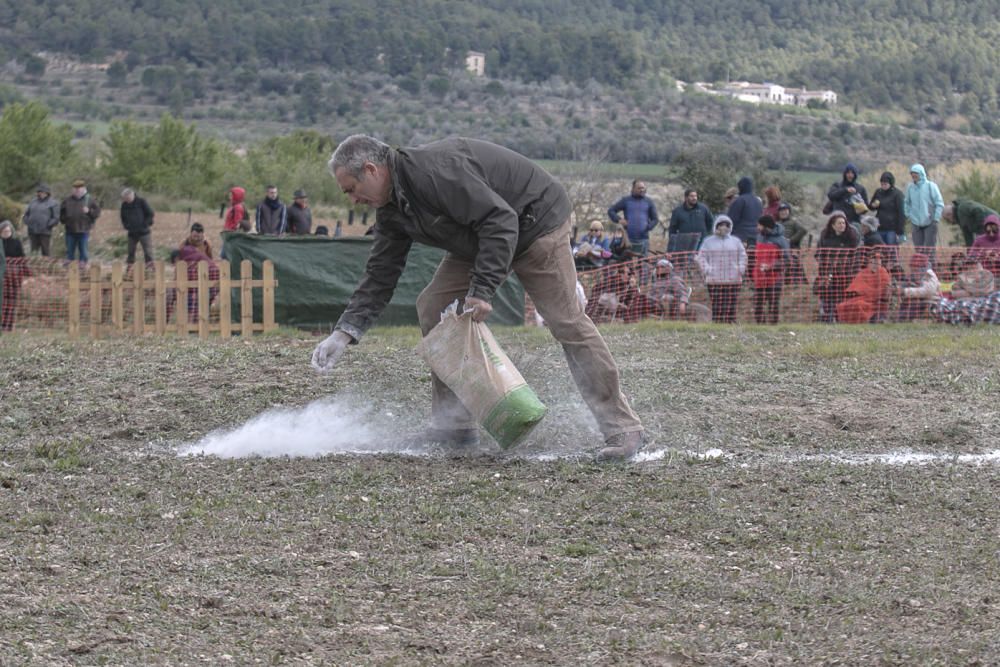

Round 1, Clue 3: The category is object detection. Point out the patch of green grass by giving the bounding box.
[32,438,89,470]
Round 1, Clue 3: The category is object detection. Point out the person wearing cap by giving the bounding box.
[775,202,807,249]
[895,252,941,321]
[868,171,905,245]
[255,185,288,235]
[313,134,645,461]
[859,215,882,247]
[969,214,1000,274]
[59,179,101,262]
[950,256,995,299]
[642,258,710,322]
[119,188,155,266]
[942,199,999,248]
[180,221,213,259]
[751,215,791,324]
[22,183,59,256]
[287,189,313,235]
[696,215,747,323]
[721,187,739,215]
[903,164,944,262]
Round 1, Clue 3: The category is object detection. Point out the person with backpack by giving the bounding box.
[59,179,101,262]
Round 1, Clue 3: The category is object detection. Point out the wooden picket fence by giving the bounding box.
[65,259,277,339]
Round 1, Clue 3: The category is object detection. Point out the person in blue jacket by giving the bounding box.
[726,176,763,245]
[607,180,658,257]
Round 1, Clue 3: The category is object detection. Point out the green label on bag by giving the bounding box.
[482,385,548,450]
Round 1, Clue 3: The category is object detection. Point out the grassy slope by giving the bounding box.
[1,325,999,664]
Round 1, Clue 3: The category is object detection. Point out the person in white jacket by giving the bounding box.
[895,252,941,321]
[696,215,748,323]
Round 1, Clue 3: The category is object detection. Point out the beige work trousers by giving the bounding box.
[416,218,643,441]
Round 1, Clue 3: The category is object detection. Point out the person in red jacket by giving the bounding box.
[751,215,791,324]
[222,187,250,232]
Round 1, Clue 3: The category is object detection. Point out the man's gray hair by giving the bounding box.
[328,134,391,179]
[121,188,134,198]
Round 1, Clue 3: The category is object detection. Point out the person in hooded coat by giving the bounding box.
[223,187,250,232]
[903,163,944,262]
[696,215,747,323]
[826,163,869,225]
[726,176,763,245]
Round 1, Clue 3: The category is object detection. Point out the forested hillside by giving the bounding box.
[2,0,999,131]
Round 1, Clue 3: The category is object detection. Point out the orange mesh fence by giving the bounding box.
[525,245,998,326]
[2,257,276,337]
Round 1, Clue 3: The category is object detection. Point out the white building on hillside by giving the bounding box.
[465,51,485,77]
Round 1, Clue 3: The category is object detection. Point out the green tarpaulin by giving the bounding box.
[221,233,526,329]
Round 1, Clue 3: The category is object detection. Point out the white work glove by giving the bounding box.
[311,330,353,372]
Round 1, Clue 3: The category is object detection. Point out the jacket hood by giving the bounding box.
[843,163,859,180]
[230,187,246,204]
[713,215,733,235]
[909,164,927,183]
[880,171,895,187]
[737,176,753,195]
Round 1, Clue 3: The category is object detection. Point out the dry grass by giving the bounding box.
[2,325,999,665]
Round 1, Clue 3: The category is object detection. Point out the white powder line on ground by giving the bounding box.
[175,402,1000,466]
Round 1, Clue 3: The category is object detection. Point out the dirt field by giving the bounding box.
[2,323,999,665]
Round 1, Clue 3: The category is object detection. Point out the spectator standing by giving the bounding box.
[223,187,250,232]
[868,171,905,245]
[312,135,645,460]
[119,188,155,266]
[668,189,713,255]
[815,211,859,322]
[180,222,213,259]
[607,180,658,257]
[726,176,763,245]
[777,203,808,284]
[21,183,59,256]
[256,185,288,235]
[777,203,807,248]
[903,164,944,260]
[942,199,999,248]
[721,187,738,215]
[761,185,782,220]
[826,163,869,226]
[59,179,100,262]
[288,189,313,235]
[751,215,791,324]
[696,215,747,323]
[0,220,29,332]
[950,256,995,299]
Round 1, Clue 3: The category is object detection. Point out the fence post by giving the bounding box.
[89,264,101,339]
[197,260,209,340]
[154,261,166,334]
[240,259,252,335]
[111,262,124,332]
[67,262,80,339]
[218,261,232,338]
[176,261,188,335]
[133,265,145,336]
[263,260,276,333]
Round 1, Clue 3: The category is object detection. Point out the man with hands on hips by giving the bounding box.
[312,135,645,460]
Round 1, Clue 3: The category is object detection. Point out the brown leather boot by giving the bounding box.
[596,430,645,462]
